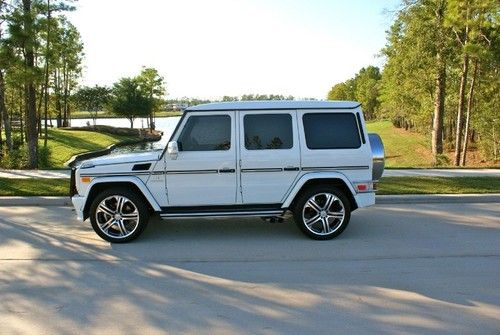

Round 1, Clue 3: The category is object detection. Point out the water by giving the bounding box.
[65,116,181,154]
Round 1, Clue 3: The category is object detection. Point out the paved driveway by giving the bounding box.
[0,203,499,334]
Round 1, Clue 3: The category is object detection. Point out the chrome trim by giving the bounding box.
[241,168,283,173]
[301,166,369,171]
[81,172,151,177]
[166,169,219,175]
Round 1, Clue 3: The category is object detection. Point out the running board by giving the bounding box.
[160,209,285,219]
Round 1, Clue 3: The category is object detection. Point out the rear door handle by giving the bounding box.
[283,166,299,171]
[219,168,235,173]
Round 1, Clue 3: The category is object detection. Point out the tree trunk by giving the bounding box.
[454,53,469,166]
[432,54,446,160]
[0,70,13,152]
[62,61,69,127]
[129,118,134,128]
[43,0,51,146]
[23,0,38,168]
[54,69,62,127]
[460,59,479,166]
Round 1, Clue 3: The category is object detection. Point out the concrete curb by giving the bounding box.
[0,194,499,207]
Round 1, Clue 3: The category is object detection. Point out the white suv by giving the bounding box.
[70,101,384,243]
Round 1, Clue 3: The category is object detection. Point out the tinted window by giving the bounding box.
[244,114,293,150]
[303,113,361,149]
[178,115,231,151]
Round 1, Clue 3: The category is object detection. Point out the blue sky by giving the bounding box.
[67,0,401,99]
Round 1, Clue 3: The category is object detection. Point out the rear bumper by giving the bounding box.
[354,192,376,208]
[71,196,86,221]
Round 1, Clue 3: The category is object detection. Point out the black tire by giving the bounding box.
[89,187,150,243]
[293,186,351,240]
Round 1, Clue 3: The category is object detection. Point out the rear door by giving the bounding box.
[238,111,300,204]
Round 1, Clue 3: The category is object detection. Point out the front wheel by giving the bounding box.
[293,186,351,240]
[89,188,150,243]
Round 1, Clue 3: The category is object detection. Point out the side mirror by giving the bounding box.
[167,141,179,160]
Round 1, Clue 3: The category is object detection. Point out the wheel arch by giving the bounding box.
[82,177,161,220]
[282,173,358,211]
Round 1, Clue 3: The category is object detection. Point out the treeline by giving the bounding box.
[74,67,166,129]
[0,0,82,168]
[328,0,498,166]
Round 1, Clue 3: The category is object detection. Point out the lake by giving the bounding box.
[65,116,182,154]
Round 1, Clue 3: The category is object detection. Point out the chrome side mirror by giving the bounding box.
[167,141,179,160]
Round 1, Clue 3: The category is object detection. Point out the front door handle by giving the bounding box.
[219,168,235,173]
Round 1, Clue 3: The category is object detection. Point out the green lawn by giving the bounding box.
[40,129,139,168]
[377,176,500,195]
[1,128,140,169]
[366,121,433,168]
[0,176,498,197]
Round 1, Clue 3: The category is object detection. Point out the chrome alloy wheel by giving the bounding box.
[302,192,345,236]
[95,195,140,239]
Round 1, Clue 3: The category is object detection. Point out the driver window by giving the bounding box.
[177,115,231,151]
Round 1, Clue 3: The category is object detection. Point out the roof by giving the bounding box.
[186,100,361,111]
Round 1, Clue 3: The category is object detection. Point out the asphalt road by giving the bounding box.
[0,203,499,335]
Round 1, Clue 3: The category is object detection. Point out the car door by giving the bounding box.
[165,112,237,206]
[239,110,301,204]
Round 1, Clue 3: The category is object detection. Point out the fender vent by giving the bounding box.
[132,163,152,171]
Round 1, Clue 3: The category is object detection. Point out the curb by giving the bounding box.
[0,194,499,207]
[376,193,500,204]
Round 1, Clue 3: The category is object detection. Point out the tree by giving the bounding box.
[446,0,498,165]
[136,67,165,130]
[73,85,110,126]
[109,77,153,128]
[0,0,13,152]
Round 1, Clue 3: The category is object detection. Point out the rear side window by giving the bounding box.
[302,113,361,149]
[178,115,231,151]
[244,114,293,150]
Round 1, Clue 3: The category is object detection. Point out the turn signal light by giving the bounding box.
[80,176,92,183]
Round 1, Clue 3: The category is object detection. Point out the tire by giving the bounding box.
[89,187,150,243]
[293,186,351,240]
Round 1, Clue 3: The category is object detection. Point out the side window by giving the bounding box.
[303,113,361,149]
[244,114,293,150]
[178,115,231,151]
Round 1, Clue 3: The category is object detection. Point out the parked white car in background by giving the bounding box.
[70,100,385,242]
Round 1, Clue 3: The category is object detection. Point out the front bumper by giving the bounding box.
[71,196,86,221]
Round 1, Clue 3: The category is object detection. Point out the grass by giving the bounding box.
[366,121,433,168]
[0,177,498,197]
[1,128,141,169]
[39,129,140,169]
[0,178,69,196]
[377,176,500,195]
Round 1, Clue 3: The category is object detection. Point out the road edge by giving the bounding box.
[0,194,499,206]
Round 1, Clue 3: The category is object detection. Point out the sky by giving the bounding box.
[66,0,401,100]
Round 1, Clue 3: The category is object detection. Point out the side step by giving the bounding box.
[159,204,285,219]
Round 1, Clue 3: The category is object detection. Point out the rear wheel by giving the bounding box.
[89,187,149,243]
[293,186,351,240]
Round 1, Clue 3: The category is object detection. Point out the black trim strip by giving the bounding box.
[283,167,299,171]
[166,169,218,175]
[81,172,151,177]
[161,203,283,213]
[356,113,366,144]
[241,168,283,173]
[302,166,369,171]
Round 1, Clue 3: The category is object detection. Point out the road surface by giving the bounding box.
[0,203,499,334]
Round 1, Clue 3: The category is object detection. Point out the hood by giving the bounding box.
[81,150,161,167]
